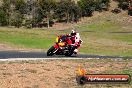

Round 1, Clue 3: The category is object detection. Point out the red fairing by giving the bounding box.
[67,38,72,45]
[54,44,59,49]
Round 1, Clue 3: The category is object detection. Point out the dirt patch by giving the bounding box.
[0,59,131,88]
[0,44,15,51]
[52,23,74,30]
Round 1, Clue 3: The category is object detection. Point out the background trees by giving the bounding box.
[56,0,81,23]
[0,8,8,26]
[38,0,56,28]
[95,0,110,11]
[10,11,23,28]
[0,0,11,26]
[117,0,132,15]
[78,0,95,17]
[118,0,129,10]
[0,0,112,28]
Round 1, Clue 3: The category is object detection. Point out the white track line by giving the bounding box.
[0,58,89,61]
[0,57,126,61]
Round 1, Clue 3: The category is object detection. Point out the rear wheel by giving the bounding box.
[65,45,74,56]
[47,46,56,56]
[65,52,73,56]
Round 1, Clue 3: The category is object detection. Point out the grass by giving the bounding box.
[0,27,69,50]
[0,19,132,57]
[76,21,132,57]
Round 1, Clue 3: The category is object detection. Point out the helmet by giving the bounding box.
[71,30,76,36]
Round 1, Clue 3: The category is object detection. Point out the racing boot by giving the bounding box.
[74,49,78,54]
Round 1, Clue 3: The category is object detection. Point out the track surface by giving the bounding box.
[0,51,131,59]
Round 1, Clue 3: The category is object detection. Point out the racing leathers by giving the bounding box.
[66,32,82,54]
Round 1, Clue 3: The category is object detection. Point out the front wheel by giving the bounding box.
[47,46,56,56]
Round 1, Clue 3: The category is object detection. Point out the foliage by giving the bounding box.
[10,11,23,28]
[78,0,110,16]
[0,0,112,28]
[38,0,56,28]
[15,0,26,14]
[117,0,130,10]
[95,0,110,11]
[117,0,132,15]
[78,0,95,16]
[56,0,81,23]
[0,8,8,26]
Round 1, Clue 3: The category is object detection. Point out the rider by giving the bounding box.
[67,30,82,54]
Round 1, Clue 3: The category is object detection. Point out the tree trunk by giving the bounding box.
[71,13,75,22]
[47,16,50,28]
[66,11,70,23]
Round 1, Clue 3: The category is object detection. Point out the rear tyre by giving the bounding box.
[47,46,56,56]
[65,45,74,56]
[65,52,73,56]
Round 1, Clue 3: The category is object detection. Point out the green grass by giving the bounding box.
[76,21,132,57]
[0,27,70,50]
[0,20,132,57]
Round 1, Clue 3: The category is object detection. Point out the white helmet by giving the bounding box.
[71,30,76,36]
[72,30,76,33]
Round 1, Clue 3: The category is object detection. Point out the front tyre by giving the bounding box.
[47,46,56,56]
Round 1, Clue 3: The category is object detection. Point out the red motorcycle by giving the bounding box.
[47,35,80,56]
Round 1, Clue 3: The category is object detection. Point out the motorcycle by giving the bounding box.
[47,35,80,56]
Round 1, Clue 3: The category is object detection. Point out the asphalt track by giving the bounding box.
[0,51,131,59]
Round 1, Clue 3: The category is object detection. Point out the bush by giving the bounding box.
[24,19,32,29]
[56,0,81,23]
[10,11,23,28]
[118,0,129,10]
[0,9,8,26]
[78,0,95,17]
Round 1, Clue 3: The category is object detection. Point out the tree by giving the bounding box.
[10,11,23,28]
[1,0,26,27]
[38,0,56,28]
[24,0,40,28]
[118,0,129,10]
[1,0,11,25]
[102,0,110,8]
[72,4,81,22]
[0,8,8,26]
[78,0,95,17]
[56,0,81,23]
[95,0,110,11]
[15,0,26,14]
